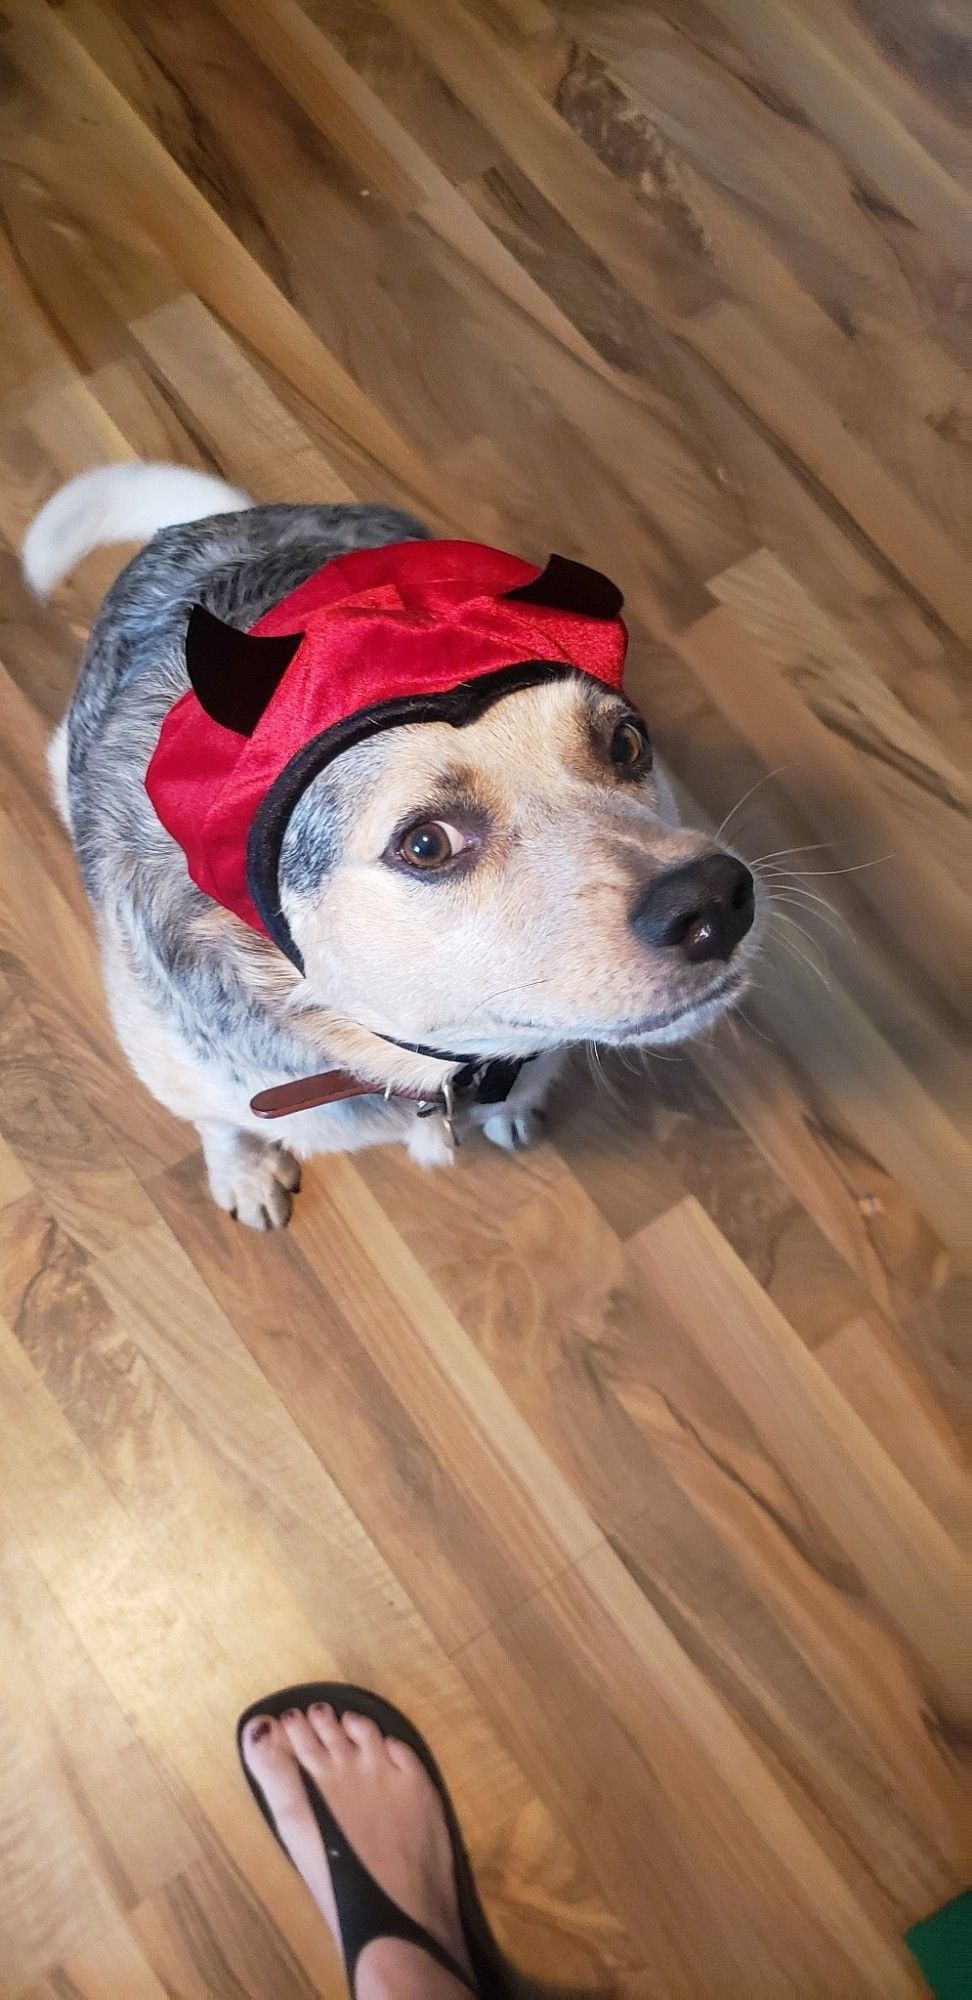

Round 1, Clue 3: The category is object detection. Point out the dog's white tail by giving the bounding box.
[22,461,253,598]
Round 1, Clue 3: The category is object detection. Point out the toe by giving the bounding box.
[241,1711,276,1765]
[259,1180,294,1229]
[383,1734,426,1779]
[340,1712,384,1759]
[272,1146,301,1193]
[306,1701,344,1755]
[281,1706,330,1774]
[242,1716,309,1820]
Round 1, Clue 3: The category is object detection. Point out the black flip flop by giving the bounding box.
[236,1683,511,1998]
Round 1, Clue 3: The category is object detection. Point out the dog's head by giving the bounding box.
[278,673,762,1054]
[148,540,762,1054]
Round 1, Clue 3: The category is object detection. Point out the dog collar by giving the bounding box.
[145,539,628,970]
[248,1051,530,1130]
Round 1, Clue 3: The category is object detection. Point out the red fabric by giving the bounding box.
[146,538,628,937]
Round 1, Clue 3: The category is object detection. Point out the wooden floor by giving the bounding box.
[0,2,969,1994]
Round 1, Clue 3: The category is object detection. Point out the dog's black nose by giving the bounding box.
[631,854,755,963]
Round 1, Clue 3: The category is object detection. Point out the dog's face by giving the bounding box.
[279,677,763,1052]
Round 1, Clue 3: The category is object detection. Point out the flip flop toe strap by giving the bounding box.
[296,1768,477,1994]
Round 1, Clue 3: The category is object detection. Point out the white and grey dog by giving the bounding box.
[26,464,763,1227]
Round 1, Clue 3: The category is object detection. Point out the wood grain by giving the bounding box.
[1,2,969,1993]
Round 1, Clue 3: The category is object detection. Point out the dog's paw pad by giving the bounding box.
[483,1108,539,1153]
[212,1143,300,1229]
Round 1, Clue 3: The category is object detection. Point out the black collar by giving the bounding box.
[249,1046,533,1123]
[377,1035,533,1108]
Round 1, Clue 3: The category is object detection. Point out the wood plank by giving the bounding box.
[17,1910,173,2000]
[372,0,972,640]
[692,1016,966,1414]
[703,0,970,264]
[0,985,160,1256]
[0,805,188,1179]
[131,299,357,505]
[460,1547,924,1996]
[674,601,970,1018]
[817,1316,970,1546]
[0,1525,197,1994]
[0,0,456,527]
[629,1198,970,1724]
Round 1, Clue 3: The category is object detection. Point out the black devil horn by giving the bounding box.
[503,552,624,619]
[185,605,303,736]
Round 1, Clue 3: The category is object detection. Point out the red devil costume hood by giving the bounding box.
[146,537,628,970]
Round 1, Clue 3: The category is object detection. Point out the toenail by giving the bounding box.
[249,1719,271,1743]
[282,1708,300,1721]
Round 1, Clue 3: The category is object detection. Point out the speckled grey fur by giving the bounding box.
[63,501,429,1085]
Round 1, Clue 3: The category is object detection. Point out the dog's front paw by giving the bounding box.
[482,1107,541,1153]
[207,1135,301,1229]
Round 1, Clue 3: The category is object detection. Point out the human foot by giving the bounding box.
[240,1698,477,1997]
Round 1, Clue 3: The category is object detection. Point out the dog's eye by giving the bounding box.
[398,820,465,870]
[609,718,651,774]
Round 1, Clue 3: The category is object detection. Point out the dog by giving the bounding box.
[25,463,763,1227]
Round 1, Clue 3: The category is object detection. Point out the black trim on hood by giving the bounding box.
[246,660,585,968]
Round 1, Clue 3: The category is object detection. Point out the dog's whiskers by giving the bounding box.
[770,913,832,989]
[763,856,893,879]
[730,998,774,1045]
[473,971,558,1013]
[746,841,833,867]
[711,765,792,846]
[584,1038,632,1111]
[758,874,848,922]
[765,890,845,937]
